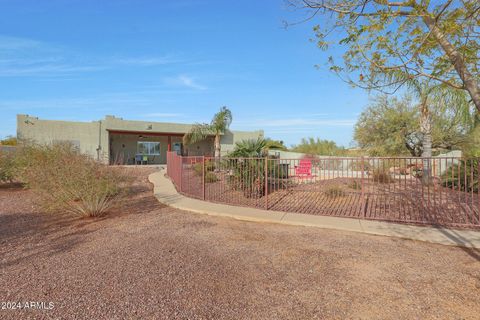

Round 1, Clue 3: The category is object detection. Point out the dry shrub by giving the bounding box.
[205,172,218,183]
[17,143,132,217]
[348,160,371,172]
[0,152,17,183]
[324,185,346,198]
[193,160,215,176]
[349,180,361,190]
[442,159,479,192]
[371,167,393,183]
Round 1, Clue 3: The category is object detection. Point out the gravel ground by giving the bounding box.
[1,168,480,319]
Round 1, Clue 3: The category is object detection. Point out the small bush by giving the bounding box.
[324,185,346,198]
[442,159,478,192]
[349,180,361,190]
[16,143,132,217]
[193,160,215,176]
[227,174,240,190]
[228,159,265,198]
[349,160,371,172]
[0,152,16,183]
[371,167,393,183]
[205,172,218,183]
[193,162,202,175]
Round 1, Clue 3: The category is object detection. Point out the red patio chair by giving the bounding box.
[294,159,313,179]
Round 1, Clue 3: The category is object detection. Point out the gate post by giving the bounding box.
[202,156,206,200]
[179,154,183,193]
[265,157,268,210]
[361,156,365,218]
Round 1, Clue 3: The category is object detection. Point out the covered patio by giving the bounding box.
[108,129,214,165]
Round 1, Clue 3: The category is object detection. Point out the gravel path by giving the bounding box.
[1,168,480,319]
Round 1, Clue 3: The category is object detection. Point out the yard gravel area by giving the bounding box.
[1,168,480,319]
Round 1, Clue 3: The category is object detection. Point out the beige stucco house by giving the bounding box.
[17,114,263,165]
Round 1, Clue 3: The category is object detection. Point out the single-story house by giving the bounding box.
[17,114,263,165]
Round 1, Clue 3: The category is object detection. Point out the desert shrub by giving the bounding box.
[324,185,346,198]
[349,160,371,172]
[226,174,240,190]
[371,167,393,183]
[206,160,216,171]
[349,180,361,190]
[16,143,132,217]
[442,159,479,192]
[226,159,265,198]
[291,137,347,156]
[224,158,289,197]
[193,160,215,176]
[205,172,218,183]
[0,152,16,183]
[193,162,203,175]
[0,135,17,146]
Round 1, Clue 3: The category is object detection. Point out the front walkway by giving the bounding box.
[149,168,480,248]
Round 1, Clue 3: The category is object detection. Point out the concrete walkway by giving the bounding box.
[149,169,480,248]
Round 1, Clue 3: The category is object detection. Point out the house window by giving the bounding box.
[137,141,160,155]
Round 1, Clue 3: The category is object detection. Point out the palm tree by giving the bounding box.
[409,80,472,183]
[229,138,268,158]
[183,106,232,161]
[264,138,288,151]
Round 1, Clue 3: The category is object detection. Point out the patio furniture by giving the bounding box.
[294,160,313,178]
[135,154,148,165]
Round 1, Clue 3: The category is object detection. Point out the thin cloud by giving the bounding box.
[164,75,207,90]
[0,96,155,110]
[111,56,182,66]
[0,64,108,76]
[0,35,41,50]
[0,35,184,77]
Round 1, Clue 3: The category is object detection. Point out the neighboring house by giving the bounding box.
[17,114,263,165]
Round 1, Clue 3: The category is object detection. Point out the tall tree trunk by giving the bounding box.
[214,134,221,170]
[423,16,480,113]
[420,101,432,184]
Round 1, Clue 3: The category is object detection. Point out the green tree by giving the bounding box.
[354,95,472,156]
[406,80,472,158]
[291,137,346,155]
[183,106,233,160]
[462,113,480,157]
[264,138,288,151]
[289,1,480,112]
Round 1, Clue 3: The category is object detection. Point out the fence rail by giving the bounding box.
[166,151,480,228]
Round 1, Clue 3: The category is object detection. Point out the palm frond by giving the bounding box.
[229,138,267,157]
[211,106,232,133]
[183,123,212,145]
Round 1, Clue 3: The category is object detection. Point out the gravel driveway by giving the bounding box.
[1,168,479,319]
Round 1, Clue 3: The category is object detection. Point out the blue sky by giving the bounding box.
[0,0,370,147]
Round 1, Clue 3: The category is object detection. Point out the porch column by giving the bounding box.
[167,135,172,152]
